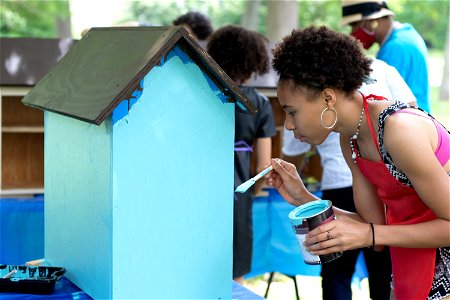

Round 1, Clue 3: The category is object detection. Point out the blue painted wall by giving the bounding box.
[45,48,235,299]
[112,52,234,299]
[44,112,113,299]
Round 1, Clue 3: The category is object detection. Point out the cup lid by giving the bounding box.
[288,199,331,226]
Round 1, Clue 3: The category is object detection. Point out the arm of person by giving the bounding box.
[303,135,387,254]
[306,118,450,255]
[252,92,277,196]
[253,137,272,196]
[375,113,450,248]
[266,158,319,206]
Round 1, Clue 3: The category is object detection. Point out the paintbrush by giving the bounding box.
[2,269,17,279]
[235,165,274,193]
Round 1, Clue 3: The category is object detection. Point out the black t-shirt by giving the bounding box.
[234,86,277,198]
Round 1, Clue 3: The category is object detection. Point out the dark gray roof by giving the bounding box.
[20,26,256,125]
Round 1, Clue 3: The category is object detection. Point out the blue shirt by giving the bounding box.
[377,23,430,112]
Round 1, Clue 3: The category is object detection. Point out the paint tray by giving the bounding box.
[0,264,65,294]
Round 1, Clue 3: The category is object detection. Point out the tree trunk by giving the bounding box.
[56,1,72,38]
[439,10,449,101]
[56,17,72,38]
[241,0,261,31]
[267,0,299,43]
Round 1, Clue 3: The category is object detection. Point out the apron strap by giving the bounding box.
[363,94,384,157]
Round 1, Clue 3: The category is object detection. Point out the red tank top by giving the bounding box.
[353,95,437,300]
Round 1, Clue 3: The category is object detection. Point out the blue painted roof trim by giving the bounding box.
[112,46,229,125]
[112,79,144,124]
[161,46,229,105]
[111,100,129,124]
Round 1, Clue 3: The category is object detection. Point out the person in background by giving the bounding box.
[282,58,416,300]
[341,0,431,112]
[268,26,449,300]
[207,25,277,283]
[173,11,213,48]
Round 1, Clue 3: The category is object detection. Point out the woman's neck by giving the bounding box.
[335,91,367,138]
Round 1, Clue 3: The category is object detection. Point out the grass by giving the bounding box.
[430,86,449,128]
[428,50,449,127]
[243,273,371,300]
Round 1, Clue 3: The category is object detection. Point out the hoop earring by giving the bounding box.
[320,107,337,129]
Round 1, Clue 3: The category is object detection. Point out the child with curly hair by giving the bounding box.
[172,11,213,45]
[207,25,277,283]
[266,26,450,300]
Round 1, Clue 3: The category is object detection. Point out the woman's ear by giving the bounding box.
[322,88,337,107]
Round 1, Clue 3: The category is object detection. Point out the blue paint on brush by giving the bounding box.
[236,101,247,111]
[235,165,274,193]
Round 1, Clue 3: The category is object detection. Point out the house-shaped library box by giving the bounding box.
[22,26,256,299]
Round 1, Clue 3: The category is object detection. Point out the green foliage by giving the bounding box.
[1,0,448,50]
[430,86,449,127]
[388,0,449,50]
[122,0,342,35]
[299,0,341,30]
[0,0,70,38]
[206,1,246,29]
[122,0,246,30]
[123,1,182,26]
[295,0,449,50]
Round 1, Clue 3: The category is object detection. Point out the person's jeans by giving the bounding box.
[321,248,360,300]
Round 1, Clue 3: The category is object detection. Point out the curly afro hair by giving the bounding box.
[207,25,269,83]
[173,11,213,40]
[272,26,372,95]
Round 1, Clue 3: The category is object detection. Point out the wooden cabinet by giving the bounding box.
[0,87,44,196]
[0,37,76,196]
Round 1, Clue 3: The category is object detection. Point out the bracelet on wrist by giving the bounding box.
[369,223,375,250]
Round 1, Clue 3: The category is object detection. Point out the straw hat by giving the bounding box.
[341,0,395,26]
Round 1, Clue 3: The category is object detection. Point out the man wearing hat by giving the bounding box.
[342,0,430,113]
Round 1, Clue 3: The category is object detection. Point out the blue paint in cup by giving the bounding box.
[289,199,342,264]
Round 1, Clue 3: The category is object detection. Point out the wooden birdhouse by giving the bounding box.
[21,26,255,299]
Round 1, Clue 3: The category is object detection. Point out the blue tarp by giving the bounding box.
[0,195,44,265]
[247,188,368,283]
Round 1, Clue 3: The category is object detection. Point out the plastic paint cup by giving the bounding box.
[290,218,321,264]
[289,199,343,264]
